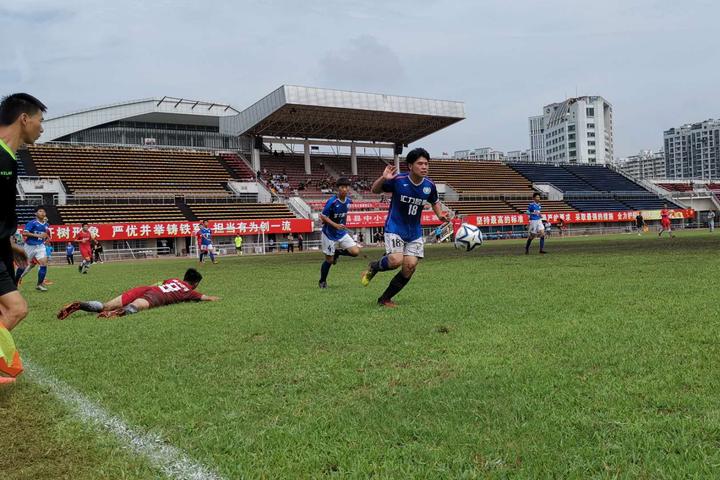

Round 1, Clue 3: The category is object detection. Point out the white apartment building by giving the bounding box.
[617,150,666,179]
[528,96,613,164]
[664,119,720,179]
[453,147,504,161]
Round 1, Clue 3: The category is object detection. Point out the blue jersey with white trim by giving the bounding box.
[382,174,439,241]
[23,219,50,246]
[321,195,351,241]
[199,227,213,245]
[527,202,542,221]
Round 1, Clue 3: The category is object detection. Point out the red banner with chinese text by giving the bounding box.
[344,209,695,228]
[24,218,314,241]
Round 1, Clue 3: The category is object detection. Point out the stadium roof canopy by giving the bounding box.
[219,85,465,145]
[41,97,240,142]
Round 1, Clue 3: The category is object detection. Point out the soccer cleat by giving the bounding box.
[318,281,328,289]
[97,308,126,319]
[57,302,81,320]
[0,351,24,378]
[361,265,376,286]
[539,250,548,255]
[524,249,529,255]
[36,284,48,292]
[78,265,83,273]
[377,298,397,308]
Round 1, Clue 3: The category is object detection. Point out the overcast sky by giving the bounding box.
[1,0,718,157]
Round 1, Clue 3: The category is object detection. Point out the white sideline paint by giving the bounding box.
[24,359,225,480]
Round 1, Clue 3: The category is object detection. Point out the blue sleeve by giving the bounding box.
[321,198,334,216]
[26,220,37,233]
[428,184,439,204]
[381,177,396,193]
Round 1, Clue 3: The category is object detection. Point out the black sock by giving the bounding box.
[320,261,332,282]
[525,238,533,251]
[14,268,25,283]
[379,272,411,302]
[370,255,391,273]
[80,301,103,312]
[540,237,545,251]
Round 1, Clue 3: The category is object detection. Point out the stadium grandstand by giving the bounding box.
[14,84,702,259]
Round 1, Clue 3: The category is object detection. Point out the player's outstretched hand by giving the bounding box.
[382,165,397,180]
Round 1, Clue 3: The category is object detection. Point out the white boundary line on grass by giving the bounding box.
[24,359,226,480]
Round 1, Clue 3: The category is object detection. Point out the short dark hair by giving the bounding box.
[533,192,541,198]
[336,177,351,187]
[35,206,46,212]
[0,93,47,126]
[81,222,89,226]
[406,147,430,165]
[184,268,203,285]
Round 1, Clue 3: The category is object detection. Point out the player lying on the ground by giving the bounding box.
[57,268,219,319]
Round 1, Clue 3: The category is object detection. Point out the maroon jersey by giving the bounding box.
[143,278,203,307]
[75,230,93,256]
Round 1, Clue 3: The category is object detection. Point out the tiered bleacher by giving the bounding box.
[509,164,594,191]
[16,204,36,224]
[186,202,295,220]
[505,200,576,213]
[563,165,646,192]
[219,153,256,180]
[56,204,187,224]
[657,183,694,192]
[565,199,630,212]
[258,154,333,195]
[27,144,232,194]
[428,161,534,195]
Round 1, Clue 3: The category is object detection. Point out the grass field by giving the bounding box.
[3,231,720,479]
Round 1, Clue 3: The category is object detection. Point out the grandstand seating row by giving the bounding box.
[26,145,234,194]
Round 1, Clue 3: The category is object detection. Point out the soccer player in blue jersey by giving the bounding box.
[361,148,451,307]
[318,177,361,288]
[15,207,51,291]
[197,220,217,264]
[525,192,547,255]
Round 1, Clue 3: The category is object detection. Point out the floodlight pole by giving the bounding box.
[394,152,400,171]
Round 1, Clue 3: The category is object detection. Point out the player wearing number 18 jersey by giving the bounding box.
[361,148,451,307]
[56,268,219,319]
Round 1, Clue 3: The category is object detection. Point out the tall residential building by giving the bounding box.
[528,115,545,162]
[664,119,720,179]
[617,150,666,179]
[528,96,613,164]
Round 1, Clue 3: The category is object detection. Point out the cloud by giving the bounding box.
[317,35,407,93]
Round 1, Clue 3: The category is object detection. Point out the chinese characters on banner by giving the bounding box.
[30,218,314,241]
[344,209,695,228]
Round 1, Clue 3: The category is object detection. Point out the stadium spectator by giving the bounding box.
[708,210,716,232]
[66,242,75,264]
[556,218,565,236]
[287,234,294,253]
[297,234,304,251]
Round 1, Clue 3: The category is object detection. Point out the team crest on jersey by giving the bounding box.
[423,187,431,194]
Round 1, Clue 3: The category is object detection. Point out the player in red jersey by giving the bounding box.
[56,268,219,319]
[74,222,93,274]
[658,204,675,238]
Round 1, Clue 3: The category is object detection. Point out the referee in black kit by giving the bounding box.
[0,93,46,380]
